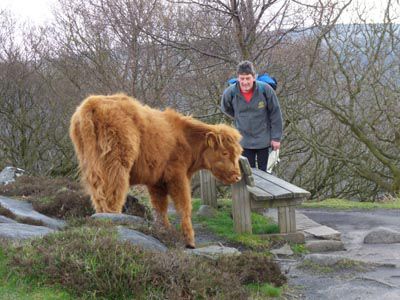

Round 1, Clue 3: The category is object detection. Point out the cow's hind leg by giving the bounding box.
[167,178,195,248]
[85,162,131,213]
[148,185,170,227]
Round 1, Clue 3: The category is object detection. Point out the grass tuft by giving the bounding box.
[0,177,287,299]
[291,244,308,255]
[299,258,371,274]
[192,199,278,249]
[0,175,94,219]
[302,198,400,210]
[0,176,152,220]
[2,225,286,299]
[0,243,73,299]
[246,282,282,298]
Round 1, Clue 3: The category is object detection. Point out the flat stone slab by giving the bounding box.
[303,253,395,269]
[304,225,341,240]
[187,245,241,259]
[304,253,367,267]
[0,215,17,223]
[364,227,400,244]
[117,226,168,253]
[263,209,322,231]
[306,240,345,253]
[271,243,294,256]
[0,196,66,230]
[91,213,145,225]
[196,205,217,218]
[0,223,55,240]
[264,209,342,245]
[295,212,323,230]
[259,232,305,244]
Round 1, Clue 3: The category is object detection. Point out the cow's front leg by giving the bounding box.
[167,177,195,248]
[148,185,170,228]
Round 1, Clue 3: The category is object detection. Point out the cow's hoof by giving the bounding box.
[185,244,196,249]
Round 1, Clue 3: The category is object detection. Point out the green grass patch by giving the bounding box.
[192,199,278,249]
[0,246,73,300]
[246,282,282,298]
[252,213,280,234]
[291,243,308,255]
[301,198,400,210]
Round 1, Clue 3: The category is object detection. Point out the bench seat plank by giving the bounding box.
[252,169,311,198]
[247,186,274,200]
[252,174,294,199]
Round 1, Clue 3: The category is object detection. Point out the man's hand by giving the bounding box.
[271,140,281,150]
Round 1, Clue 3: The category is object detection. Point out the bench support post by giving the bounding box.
[277,205,296,233]
[199,170,217,208]
[232,177,252,234]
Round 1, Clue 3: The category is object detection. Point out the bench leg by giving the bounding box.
[277,205,296,233]
[199,170,217,208]
[231,178,252,234]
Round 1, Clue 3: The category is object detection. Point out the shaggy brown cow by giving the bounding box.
[69,94,242,248]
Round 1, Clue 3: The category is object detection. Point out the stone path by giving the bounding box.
[264,209,345,253]
[285,209,400,300]
[300,209,400,267]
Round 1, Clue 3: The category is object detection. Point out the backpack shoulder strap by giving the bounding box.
[257,81,268,99]
[229,83,236,99]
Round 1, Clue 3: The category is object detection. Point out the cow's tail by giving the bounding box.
[69,97,138,213]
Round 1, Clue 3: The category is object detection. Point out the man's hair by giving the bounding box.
[237,60,256,76]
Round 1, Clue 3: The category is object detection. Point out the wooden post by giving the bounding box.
[277,205,296,233]
[288,205,296,232]
[199,170,217,208]
[232,176,252,234]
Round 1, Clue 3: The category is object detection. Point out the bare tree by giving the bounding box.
[285,0,400,198]
[0,11,75,175]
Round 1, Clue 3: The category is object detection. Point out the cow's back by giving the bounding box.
[128,106,179,185]
[71,94,178,185]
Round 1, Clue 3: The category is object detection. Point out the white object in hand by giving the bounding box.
[266,150,280,173]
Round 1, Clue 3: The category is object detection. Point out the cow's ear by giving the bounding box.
[206,132,218,150]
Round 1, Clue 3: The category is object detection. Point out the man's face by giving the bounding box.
[238,73,256,93]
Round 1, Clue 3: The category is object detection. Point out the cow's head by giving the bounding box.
[204,125,243,184]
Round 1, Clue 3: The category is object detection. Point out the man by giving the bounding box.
[221,60,283,171]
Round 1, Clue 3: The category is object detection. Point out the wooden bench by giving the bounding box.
[200,156,311,236]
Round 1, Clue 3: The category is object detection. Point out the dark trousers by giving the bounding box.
[242,147,270,172]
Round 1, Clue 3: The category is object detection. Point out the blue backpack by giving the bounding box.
[227,73,277,90]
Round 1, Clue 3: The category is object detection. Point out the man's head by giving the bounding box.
[237,60,256,93]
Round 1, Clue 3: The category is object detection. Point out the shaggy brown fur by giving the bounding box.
[70,94,243,247]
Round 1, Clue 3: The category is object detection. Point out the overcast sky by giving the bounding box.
[0,0,397,26]
[0,0,55,25]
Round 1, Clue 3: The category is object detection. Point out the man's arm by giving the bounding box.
[220,87,235,119]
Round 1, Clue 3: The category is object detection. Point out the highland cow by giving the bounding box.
[69,94,242,248]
